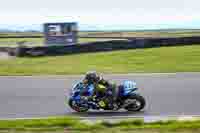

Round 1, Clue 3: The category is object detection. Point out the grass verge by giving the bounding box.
[0,117,200,132]
[0,45,200,75]
[0,38,115,48]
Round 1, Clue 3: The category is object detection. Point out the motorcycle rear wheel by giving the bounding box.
[124,94,146,111]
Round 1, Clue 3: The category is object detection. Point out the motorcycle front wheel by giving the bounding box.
[124,94,146,111]
[68,98,89,112]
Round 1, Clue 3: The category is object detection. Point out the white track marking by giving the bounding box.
[1,115,200,121]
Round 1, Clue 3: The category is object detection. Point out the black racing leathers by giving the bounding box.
[94,78,117,109]
[82,77,116,109]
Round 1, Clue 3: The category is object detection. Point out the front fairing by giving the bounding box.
[86,84,95,96]
[70,83,95,98]
[122,88,138,96]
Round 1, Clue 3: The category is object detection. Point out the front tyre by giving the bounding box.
[68,98,89,112]
[124,94,146,111]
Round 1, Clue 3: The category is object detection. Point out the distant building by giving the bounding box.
[44,22,78,46]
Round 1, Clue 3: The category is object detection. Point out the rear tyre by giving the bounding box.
[124,94,146,111]
[68,98,89,112]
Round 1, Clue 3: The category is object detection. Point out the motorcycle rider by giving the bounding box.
[82,71,118,109]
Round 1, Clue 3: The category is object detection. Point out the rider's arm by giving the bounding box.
[99,78,110,87]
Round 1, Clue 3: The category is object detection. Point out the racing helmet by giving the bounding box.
[85,71,100,84]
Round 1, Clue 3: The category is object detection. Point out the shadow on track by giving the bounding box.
[67,110,147,118]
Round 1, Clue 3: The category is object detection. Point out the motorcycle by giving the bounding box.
[66,81,146,112]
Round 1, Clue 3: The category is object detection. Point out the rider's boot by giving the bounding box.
[107,96,118,110]
[112,102,118,110]
[112,96,119,110]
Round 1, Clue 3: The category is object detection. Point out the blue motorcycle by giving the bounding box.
[67,81,146,112]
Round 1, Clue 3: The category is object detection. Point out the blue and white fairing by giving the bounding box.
[70,82,95,101]
[122,81,138,96]
[84,84,95,96]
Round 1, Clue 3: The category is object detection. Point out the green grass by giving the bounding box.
[0,32,42,37]
[0,45,200,75]
[2,30,200,38]
[0,38,44,47]
[78,30,200,38]
[0,38,116,47]
[1,30,200,48]
[0,117,200,132]
[78,38,123,43]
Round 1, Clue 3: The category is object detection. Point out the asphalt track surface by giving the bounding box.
[0,52,10,60]
[0,73,200,119]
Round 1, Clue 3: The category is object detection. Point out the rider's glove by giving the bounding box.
[87,95,97,102]
[107,90,113,96]
[81,96,88,101]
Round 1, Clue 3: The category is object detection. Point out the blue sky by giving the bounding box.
[0,0,200,30]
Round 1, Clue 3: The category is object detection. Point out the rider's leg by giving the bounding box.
[107,85,118,110]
